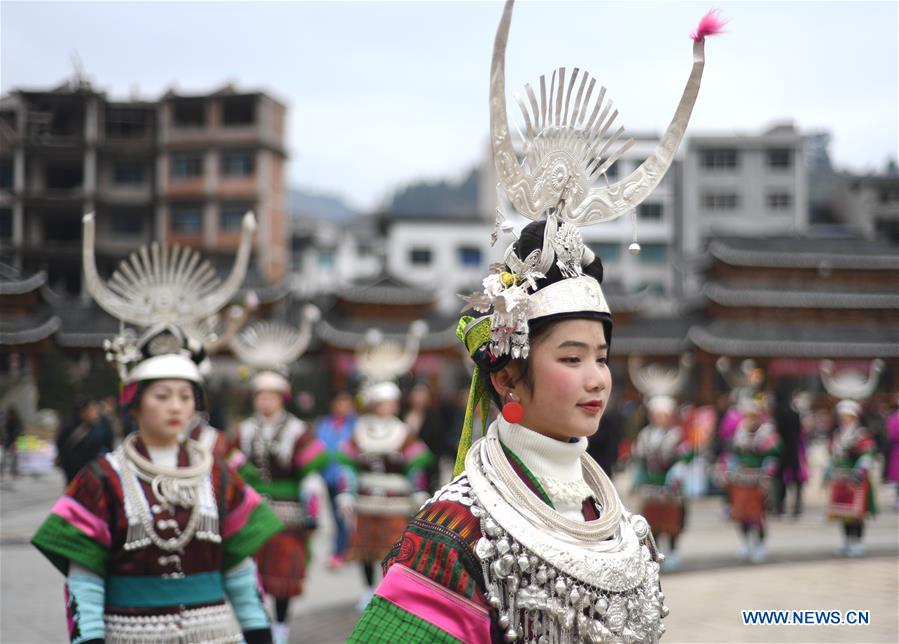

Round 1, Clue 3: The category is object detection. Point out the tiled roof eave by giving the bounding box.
[315,318,456,351]
[687,325,899,358]
[703,283,899,309]
[0,316,60,346]
[709,241,899,270]
[0,270,48,295]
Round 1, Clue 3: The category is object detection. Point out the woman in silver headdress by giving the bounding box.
[32,213,281,644]
[32,325,282,644]
[227,313,328,644]
[820,361,883,558]
[351,2,721,639]
[338,324,434,612]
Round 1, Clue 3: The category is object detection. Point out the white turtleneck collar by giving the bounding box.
[497,416,588,483]
[146,444,179,469]
[496,417,595,520]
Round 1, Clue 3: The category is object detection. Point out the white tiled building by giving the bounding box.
[681,122,809,296]
[383,215,501,314]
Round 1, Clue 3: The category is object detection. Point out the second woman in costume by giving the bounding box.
[228,313,328,644]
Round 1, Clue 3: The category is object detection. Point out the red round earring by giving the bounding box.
[501,393,524,424]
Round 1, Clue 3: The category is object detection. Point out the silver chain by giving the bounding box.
[479,427,623,542]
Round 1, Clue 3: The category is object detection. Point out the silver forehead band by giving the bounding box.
[528,275,609,321]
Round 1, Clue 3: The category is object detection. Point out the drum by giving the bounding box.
[639,485,683,536]
[827,469,868,520]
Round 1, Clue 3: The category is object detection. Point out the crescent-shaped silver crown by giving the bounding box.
[82,211,256,345]
[229,305,321,373]
[490,0,710,225]
[355,320,428,384]
[819,359,884,401]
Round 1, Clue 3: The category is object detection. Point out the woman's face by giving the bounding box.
[254,390,284,417]
[135,379,196,445]
[507,318,612,442]
[372,399,399,418]
[838,412,858,429]
[649,408,675,428]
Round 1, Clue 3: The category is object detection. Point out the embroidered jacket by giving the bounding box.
[349,443,603,643]
[229,412,328,528]
[631,425,691,488]
[339,414,432,510]
[829,423,879,516]
[726,421,781,477]
[32,439,282,643]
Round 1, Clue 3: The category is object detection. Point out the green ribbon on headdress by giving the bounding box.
[452,315,493,477]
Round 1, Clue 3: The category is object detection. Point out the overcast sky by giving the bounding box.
[3,1,896,211]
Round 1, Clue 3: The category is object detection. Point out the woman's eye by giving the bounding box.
[597,357,608,365]
[561,357,580,364]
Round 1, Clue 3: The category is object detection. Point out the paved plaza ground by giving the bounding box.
[2,446,896,643]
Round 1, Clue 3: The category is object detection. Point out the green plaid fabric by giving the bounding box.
[348,595,462,643]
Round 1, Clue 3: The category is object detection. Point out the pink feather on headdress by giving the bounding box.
[691,9,726,42]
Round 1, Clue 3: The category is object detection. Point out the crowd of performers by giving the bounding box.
[22,1,899,643]
[625,376,896,570]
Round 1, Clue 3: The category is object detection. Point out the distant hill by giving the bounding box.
[385,166,479,217]
[289,187,358,223]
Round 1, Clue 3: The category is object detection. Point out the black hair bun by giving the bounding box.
[515,220,604,289]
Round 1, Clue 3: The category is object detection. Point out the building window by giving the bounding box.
[0,209,11,240]
[110,216,142,237]
[879,189,899,204]
[457,246,482,267]
[639,281,666,296]
[766,148,792,169]
[170,153,203,179]
[113,162,145,185]
[45,163,83,190]
[587,241,621,261]
[638,243,667,264]
[702,193,740,211]
[318,249,336,268]
[766,192,793,210]
[170,205,203,234]
[172,101,206,128]
[222,98,256,126]
[0,161,12,190]
[699,148,739,169]
[220,150,254,177]
[220,205,249,232]
[638,203,663,221]
[106,108,152,139]
[43,217,81,242]
[410,247,432,266]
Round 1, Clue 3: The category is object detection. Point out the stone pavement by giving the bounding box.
[2,450,897,643]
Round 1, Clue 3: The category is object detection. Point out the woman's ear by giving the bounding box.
[489,364,520,399]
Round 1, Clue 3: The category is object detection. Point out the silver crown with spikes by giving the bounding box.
[355,320,427,386]
[820,359,884,401]
[628,354,693,400]
[464,0,716,360]
[83,211,256,379]
[229,305,321,376]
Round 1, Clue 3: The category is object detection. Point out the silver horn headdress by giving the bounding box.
[355,320,427,389]
[464,0,722,360]
[229,304,321,393]
[490,0,718,226]
[629,354,693,402]
[819,359,884,401]
[83,211,256,350]
[83,212,256,382]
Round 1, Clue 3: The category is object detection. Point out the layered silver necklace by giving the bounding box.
[464,425,668,643]
[111,434,220,553]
